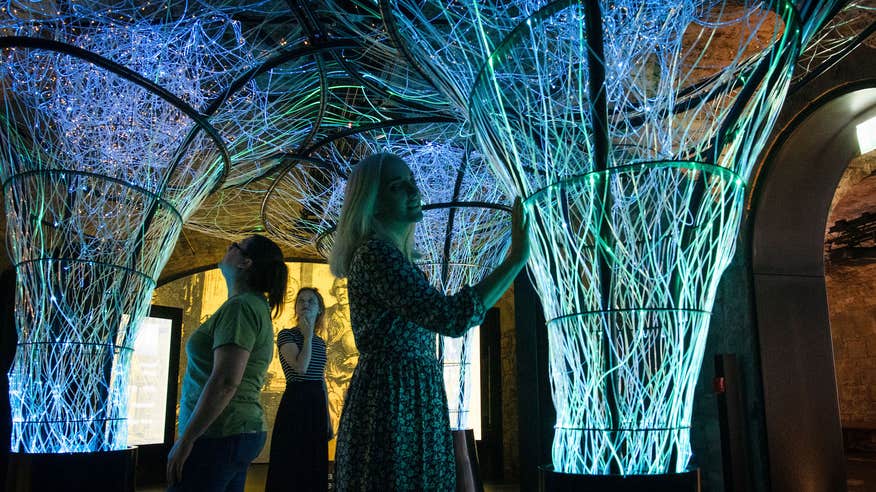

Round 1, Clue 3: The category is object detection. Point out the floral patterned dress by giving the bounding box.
[335,237,485,491]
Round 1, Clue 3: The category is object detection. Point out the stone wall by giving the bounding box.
[691,240,771,492]
[495,286,520,481]
[827,262,876,430]
[825,152,876,432]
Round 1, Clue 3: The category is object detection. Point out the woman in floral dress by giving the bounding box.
[328,153,530,491]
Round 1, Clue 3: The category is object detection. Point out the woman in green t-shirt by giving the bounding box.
[168,234,288,492]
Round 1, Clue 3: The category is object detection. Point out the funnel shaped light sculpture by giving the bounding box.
[262,119,510,430]
[0,14,242,452]
[472,1,800,475]
[391,0,800,475]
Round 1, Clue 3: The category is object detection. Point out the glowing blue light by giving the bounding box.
[390,0,802,475]
[1,7,243,452]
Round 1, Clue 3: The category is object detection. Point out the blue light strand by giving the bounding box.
[1,7,240,452]
[390,0,801,474]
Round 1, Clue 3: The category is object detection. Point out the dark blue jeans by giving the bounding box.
[168,431,266,492]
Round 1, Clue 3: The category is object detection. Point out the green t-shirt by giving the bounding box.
[178,292,274,438]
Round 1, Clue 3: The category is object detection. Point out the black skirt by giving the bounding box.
[265,380,329,492]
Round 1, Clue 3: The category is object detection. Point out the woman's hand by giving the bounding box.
[472,196,532,310]
[299,314,316,338]
[508,196,531,265]
[167,437,194,486]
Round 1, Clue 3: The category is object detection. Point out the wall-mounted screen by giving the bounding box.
[127,314,174,446]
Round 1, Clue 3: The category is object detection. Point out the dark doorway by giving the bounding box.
[478,307,504,481]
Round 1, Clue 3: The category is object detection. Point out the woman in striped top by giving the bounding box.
[265,287,330,491]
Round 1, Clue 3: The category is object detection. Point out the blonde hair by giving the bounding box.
[329,153,416,278]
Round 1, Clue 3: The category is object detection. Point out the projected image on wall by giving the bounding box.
[127,315,174,446]
[153,262,361,462]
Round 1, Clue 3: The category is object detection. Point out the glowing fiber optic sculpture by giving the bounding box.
[184,31,432,246]
[0,16,239,452]
[391,0,800,475]
[473,1,799,475]
[790,1,876,90]
[262,120,510,429]
[186,45,363,242]
[305,0,454,115]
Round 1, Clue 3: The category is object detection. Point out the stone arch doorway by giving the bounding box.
[751,81,876,492]
[824,143,876,492]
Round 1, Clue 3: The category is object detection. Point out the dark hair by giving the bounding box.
[295,287,326,334]
[240,234,287,318]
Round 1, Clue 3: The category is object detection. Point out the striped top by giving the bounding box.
[277,328,327,383]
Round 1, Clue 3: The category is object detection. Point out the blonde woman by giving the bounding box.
[329,153,530,491]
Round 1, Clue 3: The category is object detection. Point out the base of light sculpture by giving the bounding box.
[6,447,138,492]
[538,465,700,492]
[453,429,483,492]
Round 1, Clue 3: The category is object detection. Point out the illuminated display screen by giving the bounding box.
[126,315,174,446]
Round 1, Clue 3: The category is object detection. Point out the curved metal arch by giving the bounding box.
[194,40,358,196]
[299,115,461,162]
[257,114,480,241]
[284,0,334,152]
[287,0,444,112]
[749,77,876,213]
[749,78,876,492]
[0,36,232,190]
[202,39,360,117]
[260,116,466,215]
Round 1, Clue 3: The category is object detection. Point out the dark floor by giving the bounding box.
[847,452,876,492]
[137,463,520,491]
[138,456,876,491]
